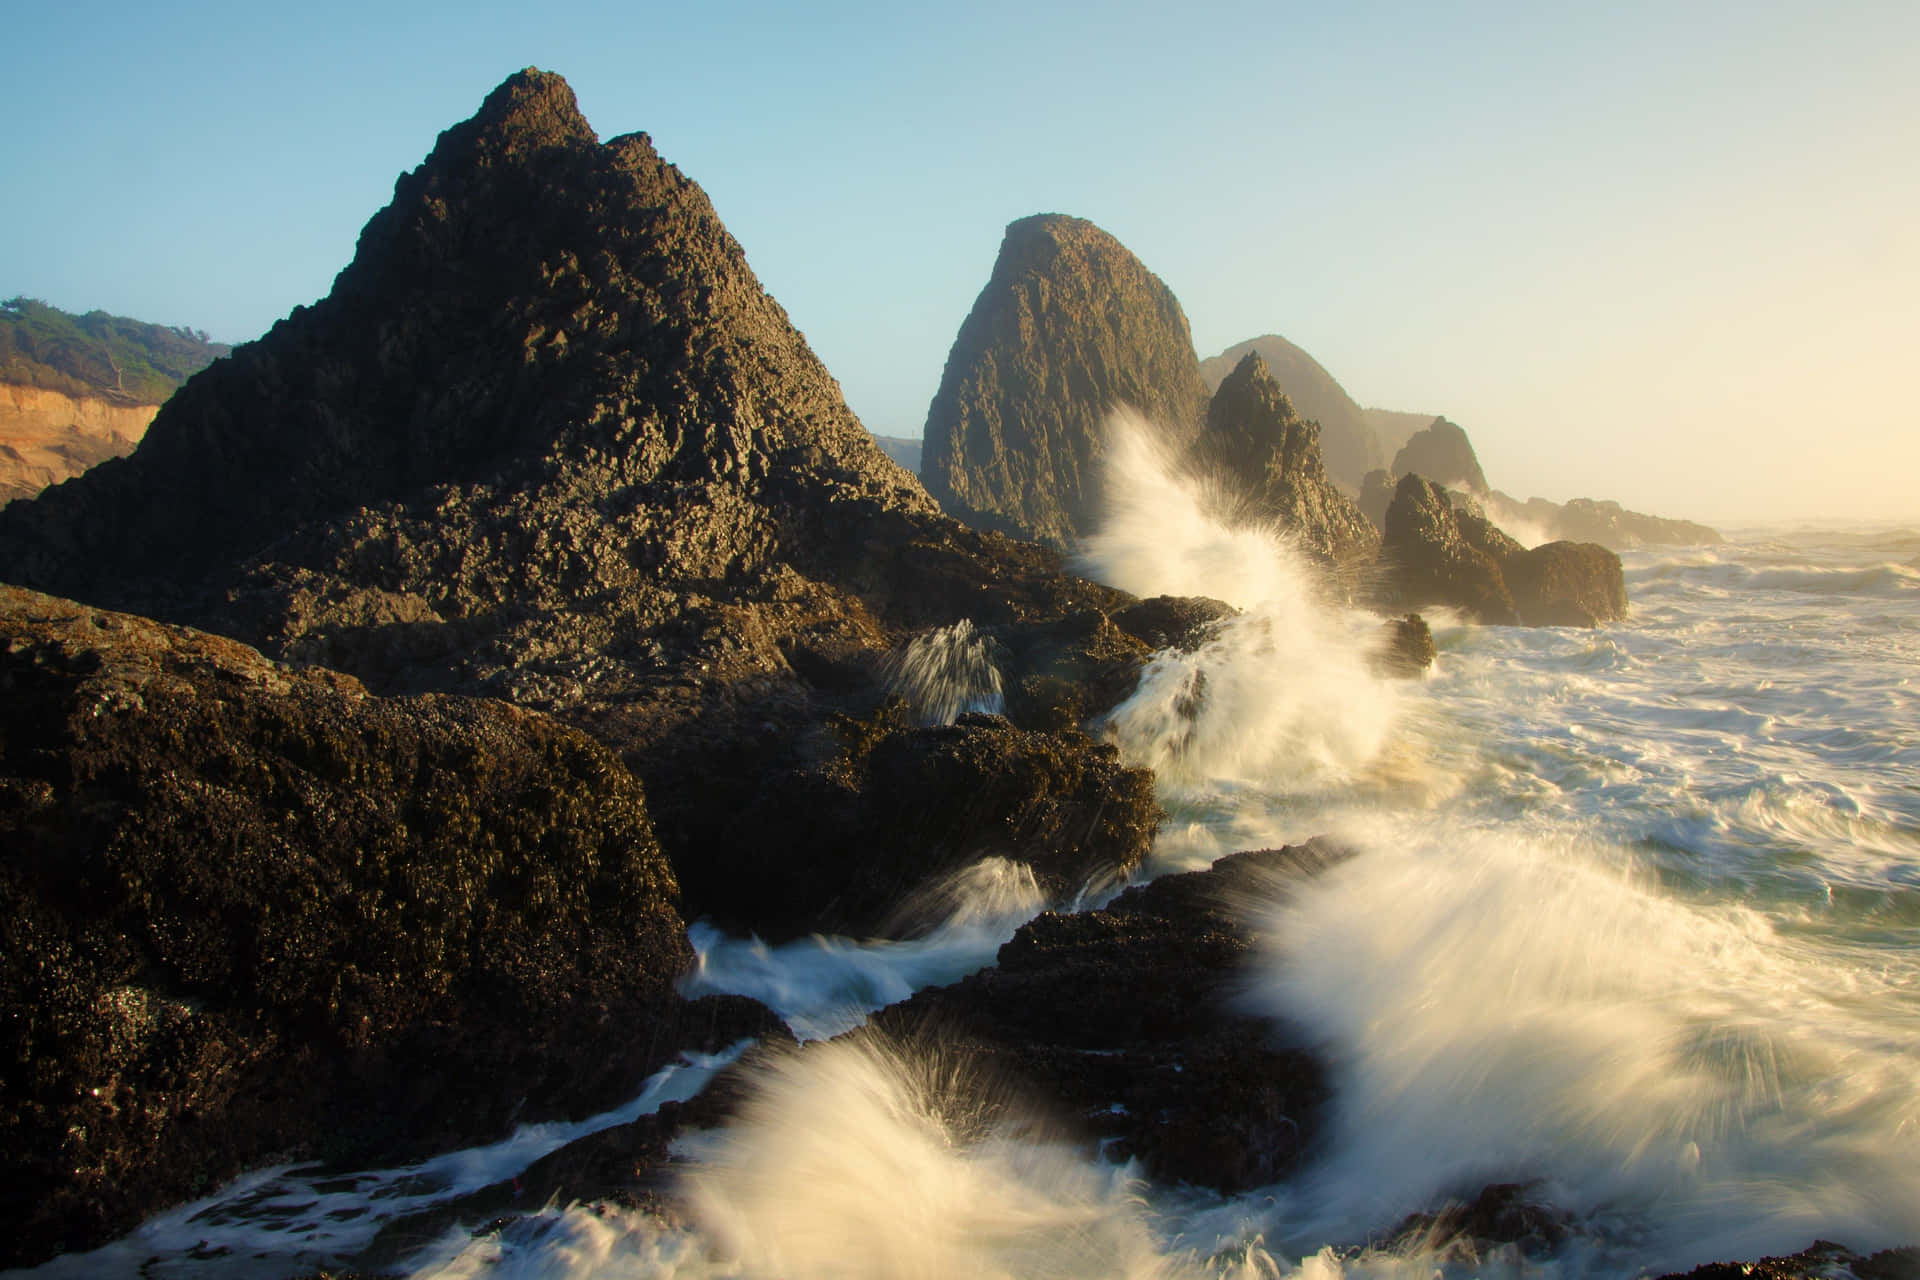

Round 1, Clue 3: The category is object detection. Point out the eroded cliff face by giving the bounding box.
[0,383,157,504]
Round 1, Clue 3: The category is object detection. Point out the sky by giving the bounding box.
[5,0,1916,525]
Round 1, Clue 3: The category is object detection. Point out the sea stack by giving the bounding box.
[1391,416,1489,495]
[1190,351,1379,565]
[919,214,1210,550]
[1198,334,1386,490]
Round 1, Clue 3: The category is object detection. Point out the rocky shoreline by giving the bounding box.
[0,67,1886,1278]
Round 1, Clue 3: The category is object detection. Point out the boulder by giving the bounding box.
[1189,352,1380,566]
[1503,540,1628,626]
[653,710,1163,942]
[867,842,1345,1190]
[1380,474,1518,624]
[919,214,1210,550]
[0,585,776,1266]
[1391,417,1489,495]
[1379,476,1625,627]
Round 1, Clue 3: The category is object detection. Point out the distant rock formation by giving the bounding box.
[1489,491,1722,550]
[1391,416,1488,495]
[870,432,922,473]
[1361,406,1436,461]
[1199,334,1384,490]
[1381,475,1625,626]
[919,214,1209,549]
[1189,351,1378,565]
[1357,467,1397,531]
[0,584,780,1267]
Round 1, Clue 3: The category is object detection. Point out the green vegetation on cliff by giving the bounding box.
[0,296,229,404]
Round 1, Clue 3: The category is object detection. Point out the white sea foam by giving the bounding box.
[882,618,1004,723]
[1243,823,1920,1268]
[1079,413,1400,795]
[681,858,1047,1041]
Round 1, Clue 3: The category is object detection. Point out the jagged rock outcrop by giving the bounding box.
[1358,466,1397,530]
[0,585,781,1267]
[1190,352,1379,565]
[0,71,1200,1256]
[0,70,1170,909]
[1199,334,1384,490]
[1381,475,1520,624]
[919,214,1210,550]
[1380,475,1626,626]
[1392,417,1488,495]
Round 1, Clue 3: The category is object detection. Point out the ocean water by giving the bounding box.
[20,438,1918,1278]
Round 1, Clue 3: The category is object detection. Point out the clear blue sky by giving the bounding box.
[6,0,1916,522]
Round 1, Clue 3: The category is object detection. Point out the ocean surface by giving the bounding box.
[21,438,1919,1278]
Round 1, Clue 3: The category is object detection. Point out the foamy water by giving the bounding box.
[26,443,1917,1278]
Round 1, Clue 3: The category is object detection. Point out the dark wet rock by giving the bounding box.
[1378,476,1626,627]
[919,214,1210,550]
[1189,352,1380,567]
[867,842,1347,1191]
[1358,467,1396,531]
[1376,613,1437,677]
[1380,474,1519,624]
[1503,539,1627,626]
[655,709,1162,942]
[1385,1182,1575,1259]
[1198,334,1385,489]
[1660,1242,1920,1280]
[0,585,781,1268]
[1110,594,1237,653]
[1391,417,1488,495]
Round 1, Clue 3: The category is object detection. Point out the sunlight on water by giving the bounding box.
[882,618,1005,724]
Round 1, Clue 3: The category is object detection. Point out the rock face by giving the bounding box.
[1199,334,1385,490]
[657,710,1163,941]
[1190,352,1379,565]
[919,214,1210,550]
[1358,466,1397,530]
[0,585,779,1267]
[1380,476,1626,626]
[1392,417,1489,495]
[870,842,1340,1190]
[0,70,1170,912]
[0,384,158,505]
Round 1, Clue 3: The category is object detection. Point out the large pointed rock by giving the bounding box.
[1199,334,1385,489]
[1189,352,1379,565]
[919,214,1210,550]
[0,70,1166,933]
